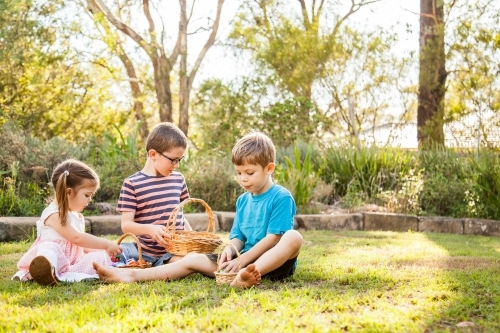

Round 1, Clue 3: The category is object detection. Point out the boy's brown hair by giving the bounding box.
[232,131,276,167]
[146,122,187,154]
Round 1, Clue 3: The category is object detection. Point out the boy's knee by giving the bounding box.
[283,230,303,247]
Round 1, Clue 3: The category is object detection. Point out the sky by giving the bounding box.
[196,0,421,84]
[71,0,421,91]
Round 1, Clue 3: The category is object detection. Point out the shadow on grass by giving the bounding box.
[419,232,500,332]
[3,274,236,310]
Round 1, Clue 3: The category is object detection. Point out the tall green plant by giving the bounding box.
[275,144,320,206]
[0,161,45,216]
[87,125,144,202]
[467,153,500,219]
[322,147,414,200]
[418,149,473,217]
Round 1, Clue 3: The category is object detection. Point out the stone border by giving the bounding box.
[1,212,500,242]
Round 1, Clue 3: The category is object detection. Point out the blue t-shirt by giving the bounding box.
[229,183,296,253]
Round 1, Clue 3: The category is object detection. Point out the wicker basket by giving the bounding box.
[116,232,152,269]
[164,198,223,256]
[214,243,241,285]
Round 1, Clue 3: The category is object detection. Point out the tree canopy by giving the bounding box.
[0,0,498,149]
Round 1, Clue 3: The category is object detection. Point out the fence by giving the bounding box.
[359,110,500,149]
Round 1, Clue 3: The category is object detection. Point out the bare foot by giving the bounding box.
[92,262,136,283]
[230,264,261,289]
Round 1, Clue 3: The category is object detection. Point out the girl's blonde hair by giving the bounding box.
[51,159,99,226]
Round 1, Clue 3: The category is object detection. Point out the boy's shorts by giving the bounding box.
[207,254,298,281]
[118,242,173,268]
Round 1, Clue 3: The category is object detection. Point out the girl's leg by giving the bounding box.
[29,255,58,286]
[93,252,217,283]
[70,251,112,275]
[29,242,68,286]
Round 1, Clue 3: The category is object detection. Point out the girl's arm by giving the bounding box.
[45,213,121,257]
[84,248,104,253]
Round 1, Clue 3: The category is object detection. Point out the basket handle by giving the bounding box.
[164,198,216,236]
[216,243,241,272]
[116,232,147,269]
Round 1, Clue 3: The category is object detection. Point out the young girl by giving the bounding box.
[12,159,122,286]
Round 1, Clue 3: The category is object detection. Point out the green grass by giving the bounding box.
[2,231,500,332]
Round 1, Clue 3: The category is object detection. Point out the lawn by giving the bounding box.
[1,230,500,332]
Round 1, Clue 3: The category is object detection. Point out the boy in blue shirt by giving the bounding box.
[93,132,303,288]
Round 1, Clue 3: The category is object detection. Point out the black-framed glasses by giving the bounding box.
[158,151,184,165]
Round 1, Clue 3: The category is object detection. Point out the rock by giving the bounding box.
[295,214,363,231]
[185,213,220,232]
[364,212,418,232]
[213,212,235,232]
[419,216,463,234]
[464,218,500,237]
[86,202,119,215]
[86,216,122,236]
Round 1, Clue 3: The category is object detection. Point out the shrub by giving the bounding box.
[376,169,424,215]
[0,122,85,216]
[321,147,414,201]
[310,180,336,205]
[274,144,321,207]
[0,161,46,216]
[180,154,243,212]
[418,149,473,218]
[466,153,500,219]
[86,128,144,203]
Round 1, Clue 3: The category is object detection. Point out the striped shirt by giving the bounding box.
[117,171,189,257]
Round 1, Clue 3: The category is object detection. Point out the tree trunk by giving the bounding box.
[86,0,224,137]
[418,0,447,148]
[154,56,174,123]
[178,0,225,136]
[118,51,149,139]
[178,0,189,135]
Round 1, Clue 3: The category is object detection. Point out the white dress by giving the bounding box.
[12,203,112,282]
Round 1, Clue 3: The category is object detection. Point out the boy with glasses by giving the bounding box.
[115,122,192,267]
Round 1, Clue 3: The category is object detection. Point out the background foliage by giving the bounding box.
[1,121,499,220]
[0,0,499,219]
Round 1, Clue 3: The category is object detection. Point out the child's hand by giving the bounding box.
[148,225,170,248]
[220,258,239,273]
[218,246,234,270]
[106,241,122,257]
